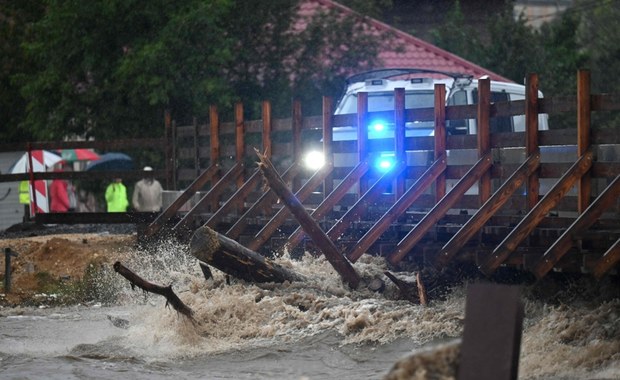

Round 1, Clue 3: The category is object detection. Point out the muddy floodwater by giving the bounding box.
[1,237,619,379]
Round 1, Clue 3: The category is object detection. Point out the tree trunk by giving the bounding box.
[189,225,304,283]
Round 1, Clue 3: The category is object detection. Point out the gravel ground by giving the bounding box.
[0,222,137,240]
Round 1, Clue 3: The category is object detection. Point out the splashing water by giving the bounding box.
[1,236,618,379]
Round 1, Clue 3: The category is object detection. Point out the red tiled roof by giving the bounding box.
[300,0,513,82]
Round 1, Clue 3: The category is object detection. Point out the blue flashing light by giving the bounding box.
[370,121,385,133]
[375,153,396,172]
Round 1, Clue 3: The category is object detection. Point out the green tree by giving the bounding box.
[12,0,385,142]
[0,0,44,142]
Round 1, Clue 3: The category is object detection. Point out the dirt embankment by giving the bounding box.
[0,233,136,306]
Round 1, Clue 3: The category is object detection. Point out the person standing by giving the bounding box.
[49,165,75,212]
[105,178,129,212]
[19,180,31,221]
[132,166,163,212]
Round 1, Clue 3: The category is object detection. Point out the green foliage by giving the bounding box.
[8,0,385,142]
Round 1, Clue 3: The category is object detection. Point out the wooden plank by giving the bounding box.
[323,96,334,195]
[165,110,174,189]
[193,117,200,178]
[247,163,333,251]
[592,239,620,279]
[347,155,447,263]
[477,78,491,204]
[209,105,220,164]
[235,103,245,192]
[285,160,370,251]
[292,99,302,192]
[225,163,300,239]
[262,100,272,157]
[143,163,220,238]
[434,84,447,201]
[205,168,262,229]
[395,88,406,198]
[257,151,360,288]
[357,92,369,195]
[438,153,541,267]
[458,283,523,380]
[577,70,591,213]
[388,152,493,266]
[173,162,245,232]
[532,175,620,279]
[479,150,594,275]
[326,162,407,243]
[525,73,540,210]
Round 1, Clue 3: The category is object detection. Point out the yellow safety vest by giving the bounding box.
[19,181,30,204]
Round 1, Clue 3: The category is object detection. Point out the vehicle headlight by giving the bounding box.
[303,150,325,170]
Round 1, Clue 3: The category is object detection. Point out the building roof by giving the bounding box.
[299,0,513,82]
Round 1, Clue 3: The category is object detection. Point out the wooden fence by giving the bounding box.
[150,70,620,278]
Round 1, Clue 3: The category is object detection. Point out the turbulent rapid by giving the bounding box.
[1,237,618,379]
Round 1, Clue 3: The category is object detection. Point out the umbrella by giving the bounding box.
[85,152,133,172]
[8,150,63,174]
[56,149,100,162]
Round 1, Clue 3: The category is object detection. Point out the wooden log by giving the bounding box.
[256,149,361,289]
[190,225,304,283]
[384,271,427,305]
[113,261,195,322]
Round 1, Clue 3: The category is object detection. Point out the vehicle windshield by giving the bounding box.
[339,90,435,113]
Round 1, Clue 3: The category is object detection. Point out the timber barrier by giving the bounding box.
[1,70,619,279]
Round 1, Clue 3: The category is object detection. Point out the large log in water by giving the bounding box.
[190,225,304,283]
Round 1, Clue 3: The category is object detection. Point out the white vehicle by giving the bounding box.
[303,68,549,172]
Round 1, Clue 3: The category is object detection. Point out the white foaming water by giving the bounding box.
[1,237,618,379]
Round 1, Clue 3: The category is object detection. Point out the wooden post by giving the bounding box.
[164,110,174,189]
[357,92,369,196]
[262,101,272,158]
[525,73,540,210]
[477,78,491,204]
[193,117,200,179]
[256,150,361,289]
[235,102,245,189]
[434,84,447,201]
[458,284,523,380]
[172,120,178,190]
[577,69,591,213]
[323,96,334,196]
[394,88,406,198]
[209,105,220,181]
[292,99,302,191]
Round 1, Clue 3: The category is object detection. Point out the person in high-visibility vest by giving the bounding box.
[105,178,129,212]
[19,181,31,221]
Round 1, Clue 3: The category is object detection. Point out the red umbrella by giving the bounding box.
[56,149,100,162]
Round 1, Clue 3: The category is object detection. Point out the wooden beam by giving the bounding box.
[532,175,620,279]
[434,84,447,201]
[204,168,261,229]
[247,163,333,251]
[395,88,406,198]
[262,100,272,157]
[326,161,407,243]
[577,70,591,213]
[256,150,360,288]
[525,73,540,210]
[357,92,369,195]
[143,163,220,238]
[592,238,620,279]
[285,160,370,251]
[437,153,540,267]
[173,162,245,232]
[225,163,300,239]
[458,284,523,380]
[347,156,447,263]
[479,150,593,275]
[477,78,492,204]
[388,152,493,266]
